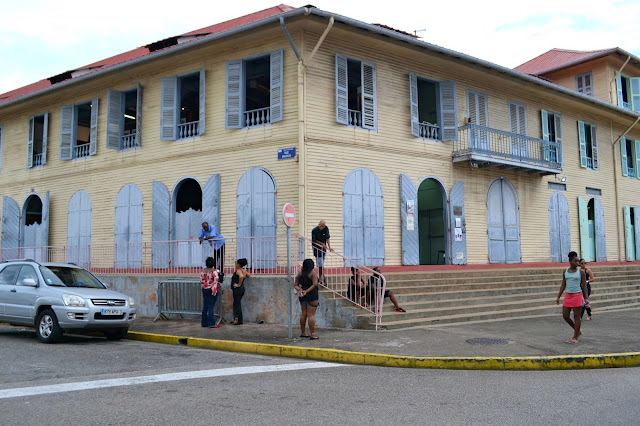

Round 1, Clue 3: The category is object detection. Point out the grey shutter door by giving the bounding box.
[502,180,521,264]
[1,196,20,261]
[335,54,348,125]
[616,75,624,107]
[409,73,419,137]
[236,170,253,265]
[621,138,628,176]
[400,174,419,265]
[634,207,640,260]
[38,191,50,250]
[115,184,130,268]
[343,169,365,265]
[477,92,488,126]
[79,192,92,267]
[106,89,123,150]
[152,181,171,268]
[59,105,73,160]
[270,49,283,123]
[632,77,640,112]
[555,113,563,164]
[225,60,243,129]
[450,181,467,265]
[128,184,144,268]
[41,113,48,165]
[440,81,458,141]
[27,116,34,169]
[591,124,599,170]
[136,83,143,147]
[578,121,587,168]
[594,197,606,261]
[198,67,206,136]
[467,91,477,124]
[578,196,590,260]
[252,169,277,269]
[624,206,633,260]
[67,191,91,267]
[89,98,99,156]
[487,180,505,263]
[202,174,221,231]
[361,61,377,131]
[548,192,570,263]
[160,77,178,140]
[362,169,384,265]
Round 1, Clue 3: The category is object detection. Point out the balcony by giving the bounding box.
[32,153,43,167]
[452,124,562,175]
[245,107,271,127]
[177,121,199,140]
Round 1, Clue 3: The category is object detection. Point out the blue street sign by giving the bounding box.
[277,147,296,160]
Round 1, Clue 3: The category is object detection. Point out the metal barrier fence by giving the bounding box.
[155,279,223,323]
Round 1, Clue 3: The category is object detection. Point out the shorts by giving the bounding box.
[299,290,319,305]
[315,255,325,267]
[563,292,584,308]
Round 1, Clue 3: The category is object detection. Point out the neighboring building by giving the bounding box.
[1,5,640,269]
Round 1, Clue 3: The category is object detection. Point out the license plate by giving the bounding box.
[101,308,123,316]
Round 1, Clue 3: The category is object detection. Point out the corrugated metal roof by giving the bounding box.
[0,4,294,106]
[514,48,618,75]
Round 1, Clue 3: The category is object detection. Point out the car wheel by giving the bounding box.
[104,329,128,341]
[36,309,62,343]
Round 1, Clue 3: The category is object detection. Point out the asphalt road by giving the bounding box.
[1,325,640,425]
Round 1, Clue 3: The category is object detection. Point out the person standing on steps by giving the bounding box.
[556,251,588,343]
[579,259,595,320]
[198,222,226,276]
[231,258,250,325]
[293,259,320,340]
[311,220,333,284]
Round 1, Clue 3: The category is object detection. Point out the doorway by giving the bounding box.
[487,178,521,264]
[417,178,446,265]
[173,178,203,267]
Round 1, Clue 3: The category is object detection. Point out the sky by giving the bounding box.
[1,0,640,95]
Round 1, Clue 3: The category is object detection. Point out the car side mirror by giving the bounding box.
[22,278,38,287]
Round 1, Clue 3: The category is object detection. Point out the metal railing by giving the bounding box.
[74,144,91,158]
[453,124,562,170]
[177,121,199,139]
[298,236,387,330]
[623,101,631,110]
[155,279,223,323]
[348,109,361,127]
[419,122,439,139]
[245,107,271,127]
[32,153,43,167]
[122,133,138,150]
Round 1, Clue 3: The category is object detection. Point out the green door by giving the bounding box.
[418,179,446,265]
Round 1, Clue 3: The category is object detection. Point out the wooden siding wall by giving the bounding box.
[0,24,301,250]
[544,57,612,103]
[301,22,639,265]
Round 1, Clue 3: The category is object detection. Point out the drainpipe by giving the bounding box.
[610,55,631,104]
[611,116,640,261]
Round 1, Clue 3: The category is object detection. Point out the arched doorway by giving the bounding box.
[417,178,447,265]
[173,178,203,267]
[237,168,277,269]
[342,168,385,266]
[548,192,571,262]
[487,178,521,264]
[578,196,606,262]
[22,194,48,262]
[115,184,143,269]
[67,191,92,267]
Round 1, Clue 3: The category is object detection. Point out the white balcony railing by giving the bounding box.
[348,109,361,126]
[122,133,139,150]
[245,107,271,127]
[419,122,439,139]
[177,121,199,139]
[623,101,631,111]
[32,153,43,167]
[74,144,90,158]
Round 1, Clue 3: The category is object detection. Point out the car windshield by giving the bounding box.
[41,266,106,289]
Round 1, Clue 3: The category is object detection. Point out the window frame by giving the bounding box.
[335,53,377,131]
[578,120,598,171]
[575,71,593,96]
[27,112,48,169]
[106,84,142,151]
[160,68,205,141]
[59,98,98,161]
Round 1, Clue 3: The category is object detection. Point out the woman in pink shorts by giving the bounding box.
[555,251,588,343]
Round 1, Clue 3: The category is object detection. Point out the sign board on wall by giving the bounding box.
[277,147,296,160]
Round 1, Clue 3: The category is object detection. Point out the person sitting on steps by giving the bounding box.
[367,267,406,312]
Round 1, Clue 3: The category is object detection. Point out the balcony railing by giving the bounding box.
[74,144,90,159]
[245,107,271,127]
[453,124,562,175]
[348,109,361,127]
[122,133,139,150]
[177,121,199,139]
[623,101,631,111]
[419,122,439,139]
[32,153,43,167]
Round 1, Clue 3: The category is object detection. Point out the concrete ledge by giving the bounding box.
[125,331,640,370]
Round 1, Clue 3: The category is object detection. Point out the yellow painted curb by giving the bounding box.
[126,331,640,370]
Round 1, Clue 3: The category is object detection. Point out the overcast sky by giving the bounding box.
[1,0,639,95]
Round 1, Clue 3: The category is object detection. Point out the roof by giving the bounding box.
[514,48,639,75]
[0,4,294,106]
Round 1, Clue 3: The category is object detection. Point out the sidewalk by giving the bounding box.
[129,305,640,369]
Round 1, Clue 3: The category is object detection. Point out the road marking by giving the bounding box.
[0,362,346,400]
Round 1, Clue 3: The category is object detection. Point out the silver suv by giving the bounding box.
[0,260,136,343]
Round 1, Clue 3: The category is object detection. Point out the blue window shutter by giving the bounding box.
[335,54,348,125]
[270,49,283,123]
[577,196,589,259]
[40,191,50,249]
[160,77,178,140]
[89,98,99,156]
[450,180,467,265]
[634,207,640,260]
[400,174,418,265]
[225,60,243,129]
[478,92,488,126]
[1,196,20,260]
[27,116,34,169]
[41,113,48,165]
[621,137,628,176]
[198,67,206,136]
[594,197,606,261]
[203,174,221,231]
[578,121,587,168]
[152,181,171,268]
[591,123,599,170]
[106,89,123,150]
[624,206,633,260]
[636,140,640,180]
[440,81,458,141]
[136,83,143,147]
[467,90,477,123]
[361,60,377,131]
[616,74,624,107]
[541,110,550,161]
[409,73,419,137]
[59,105,73,160]
[555,113,563,164]
[631,77,640,112]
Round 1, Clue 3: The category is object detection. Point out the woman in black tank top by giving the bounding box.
[294,258,319,339]
[231,258,250,325]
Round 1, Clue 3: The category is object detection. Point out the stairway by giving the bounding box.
[324,265,640,330]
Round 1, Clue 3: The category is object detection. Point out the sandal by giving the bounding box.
[310,335,319,340]
[209,324,221,328]
[394,307,406,312]
[566,338,578,344]
[300,334,309,338]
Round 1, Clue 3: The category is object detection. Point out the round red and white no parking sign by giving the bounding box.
[282,203,296,227]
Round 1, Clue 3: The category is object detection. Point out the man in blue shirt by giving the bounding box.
[199,222,226,273]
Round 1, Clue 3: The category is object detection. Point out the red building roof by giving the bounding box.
[0,4,295,106]
[514,48,617,75]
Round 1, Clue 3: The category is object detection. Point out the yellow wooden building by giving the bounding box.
[1,4,640,269]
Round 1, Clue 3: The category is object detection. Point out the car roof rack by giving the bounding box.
[1,258,40,265]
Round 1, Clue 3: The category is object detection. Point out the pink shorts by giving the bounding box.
[563,292,584,308]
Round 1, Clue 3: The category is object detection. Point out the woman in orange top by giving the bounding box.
[200,256,220,328]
